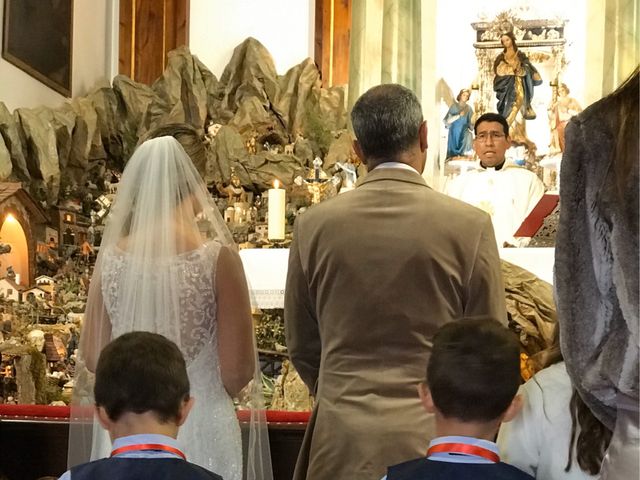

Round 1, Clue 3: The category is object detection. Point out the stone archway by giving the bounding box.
[0,212,29,286]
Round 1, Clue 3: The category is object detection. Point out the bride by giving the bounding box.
[68,135,272,480]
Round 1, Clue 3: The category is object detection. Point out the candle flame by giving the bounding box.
[274,179,280,189]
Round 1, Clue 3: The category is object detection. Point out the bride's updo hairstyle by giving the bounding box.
[139,123,208,179]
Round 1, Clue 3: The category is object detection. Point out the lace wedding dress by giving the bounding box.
[89,241,242,479]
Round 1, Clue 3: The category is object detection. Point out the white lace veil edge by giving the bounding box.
[242,326,274,480]
[67,252,108,468]
[68,137,272,479]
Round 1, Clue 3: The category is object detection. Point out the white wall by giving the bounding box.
[189,0,315,77]
[0,0,111,112]
[73,0,112,95]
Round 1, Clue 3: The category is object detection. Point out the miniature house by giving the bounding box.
[0,277,24,302]
[23,286,49,301]
[50,208,91,252]
[35,275,55,286]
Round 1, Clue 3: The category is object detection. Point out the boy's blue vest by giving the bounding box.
[71,457,223,480]
[387,457,535,480]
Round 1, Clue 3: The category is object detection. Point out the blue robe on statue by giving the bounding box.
[493,50,542,121]
[444,102,473,158]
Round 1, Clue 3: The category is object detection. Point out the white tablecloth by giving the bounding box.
[240,247,555,309]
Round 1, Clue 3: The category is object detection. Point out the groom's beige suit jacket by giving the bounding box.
[285,166,507,480]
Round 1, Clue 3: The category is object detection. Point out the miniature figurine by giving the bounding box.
[335,161,358,193]
[81,240,94,263]
[216,168,247,204]
[5,266,15,282]
[66,325,79,354]
[206,121,222,141]
[246,135,257,155]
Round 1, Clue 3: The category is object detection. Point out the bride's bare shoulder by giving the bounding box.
[115,237,130,251]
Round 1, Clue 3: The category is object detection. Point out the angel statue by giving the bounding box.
[443,88,474,159]
[549,82,582,152]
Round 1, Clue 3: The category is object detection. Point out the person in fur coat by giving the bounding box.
[555,67,639,479]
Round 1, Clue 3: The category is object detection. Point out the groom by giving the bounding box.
[285,83,507,480]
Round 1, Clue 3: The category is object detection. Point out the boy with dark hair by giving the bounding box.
[384,319,534,480]
[60,332,222,480]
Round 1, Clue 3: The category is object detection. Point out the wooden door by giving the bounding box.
[119,0,189,85]
[315,0,351,87]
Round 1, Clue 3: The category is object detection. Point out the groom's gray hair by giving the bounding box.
[351,84,423,160]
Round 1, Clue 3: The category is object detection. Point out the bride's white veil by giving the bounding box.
[68,136,272,480]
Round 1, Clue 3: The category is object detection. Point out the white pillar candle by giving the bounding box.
[268,180,286,240]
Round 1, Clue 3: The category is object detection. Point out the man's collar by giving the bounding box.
[372,161,421,175]
[356,165,429,188]
[479,159,506,171]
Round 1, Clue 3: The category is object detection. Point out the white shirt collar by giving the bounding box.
[427,435,500,464]
[373,162,421,175]
[112,433,181,455]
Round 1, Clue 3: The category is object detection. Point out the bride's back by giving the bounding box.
[102,239,222,364]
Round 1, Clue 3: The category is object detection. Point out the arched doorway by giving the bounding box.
[0,213,29,286]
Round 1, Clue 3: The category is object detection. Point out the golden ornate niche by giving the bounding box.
[471,12,567,159]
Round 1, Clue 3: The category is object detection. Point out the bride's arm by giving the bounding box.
[79,262,112,373]
[215,245,256,397]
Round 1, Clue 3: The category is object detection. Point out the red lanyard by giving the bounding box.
[427,442,500,463]
[111,443,186,460]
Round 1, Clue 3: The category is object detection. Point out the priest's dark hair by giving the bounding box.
[351,83,423,162]
[94,331,190,423]
[427,318,520,422]
[474,112,510,136]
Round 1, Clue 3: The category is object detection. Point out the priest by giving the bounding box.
[445,113,544,247]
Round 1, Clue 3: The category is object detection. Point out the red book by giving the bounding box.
[514,193,559,237]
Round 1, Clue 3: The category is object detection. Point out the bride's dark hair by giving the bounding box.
[141,123,208,179]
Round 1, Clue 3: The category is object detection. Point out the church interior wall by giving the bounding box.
[189,0,315,77]
[1,0,633,116]
[0,0,111,112]
[0,0,313,112]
